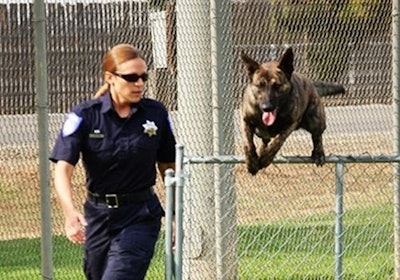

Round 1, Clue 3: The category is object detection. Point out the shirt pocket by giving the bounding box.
[86,138,115,161]
[87,137,109,151]
[135,134,159,150]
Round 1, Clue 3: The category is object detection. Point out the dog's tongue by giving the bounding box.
[262,110,277,126]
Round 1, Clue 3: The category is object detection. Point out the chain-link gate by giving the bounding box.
[168,152,398,279]
[0,0,398,279]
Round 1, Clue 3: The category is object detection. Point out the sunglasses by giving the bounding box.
[114,72,149,82]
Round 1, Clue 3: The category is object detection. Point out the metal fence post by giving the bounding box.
[165,168,175,280]
[392,1,400,278]
[174,144,185,280]
[210,0,236,278]
[335,161,345,280]
[176,0,216,277]
[164,144,185,280]
[33,0,53,279]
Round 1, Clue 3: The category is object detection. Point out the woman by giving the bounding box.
[50,43,176,280]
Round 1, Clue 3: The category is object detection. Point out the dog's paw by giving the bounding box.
[247,166,259,175]
[246,160,260,175]
[312,150,325,166]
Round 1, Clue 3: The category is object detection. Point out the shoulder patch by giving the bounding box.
[62,112,82,137]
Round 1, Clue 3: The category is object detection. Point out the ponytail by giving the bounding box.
[93,83,110,99]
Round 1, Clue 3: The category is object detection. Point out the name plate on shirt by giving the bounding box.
[89,133,104,139]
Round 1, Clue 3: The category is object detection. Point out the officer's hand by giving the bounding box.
[65,211,87,245]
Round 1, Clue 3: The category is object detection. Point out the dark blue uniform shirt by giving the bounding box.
[50,93,176,194]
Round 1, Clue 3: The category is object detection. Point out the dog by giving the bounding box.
[240,47,345,175]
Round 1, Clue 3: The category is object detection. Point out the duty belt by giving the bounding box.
[87,186,155,208]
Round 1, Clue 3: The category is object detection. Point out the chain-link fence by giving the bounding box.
[0,0,396,279]
[175,154,396,279]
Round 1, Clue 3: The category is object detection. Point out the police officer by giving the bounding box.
[50,44,176,280]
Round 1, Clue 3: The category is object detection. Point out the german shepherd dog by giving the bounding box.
[240,47,345,175]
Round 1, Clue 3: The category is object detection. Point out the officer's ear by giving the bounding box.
[104,71,114,86]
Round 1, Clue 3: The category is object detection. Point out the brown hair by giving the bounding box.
[93,44,145,98]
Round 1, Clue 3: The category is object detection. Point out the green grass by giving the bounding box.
[238,204,394,279]
[0,236,166,279]
[0,205,394,279]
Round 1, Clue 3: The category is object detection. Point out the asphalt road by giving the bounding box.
[0,104,393,146]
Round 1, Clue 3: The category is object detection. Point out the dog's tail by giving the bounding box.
[313,81,345,97]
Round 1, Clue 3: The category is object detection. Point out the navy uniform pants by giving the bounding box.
[83,194,163,280]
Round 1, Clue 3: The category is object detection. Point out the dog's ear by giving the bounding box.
[240,51,259,78]
[278,47,294,79]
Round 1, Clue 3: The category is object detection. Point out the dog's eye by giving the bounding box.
[254,79,266,88]
[258,81,266,88]
[271,82,281,90]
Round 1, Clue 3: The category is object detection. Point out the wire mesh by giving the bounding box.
[0,0,395,279]
[181,160,394,279]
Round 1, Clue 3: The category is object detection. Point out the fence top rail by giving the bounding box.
[183,154,400,165]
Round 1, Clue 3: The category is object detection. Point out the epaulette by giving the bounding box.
[71,98,102,114]
[140,98,166,110]
[83,98,102,108]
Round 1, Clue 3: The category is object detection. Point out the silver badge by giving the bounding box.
[142,120,158,137]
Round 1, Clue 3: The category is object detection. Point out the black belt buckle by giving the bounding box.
[105,194,119,208]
